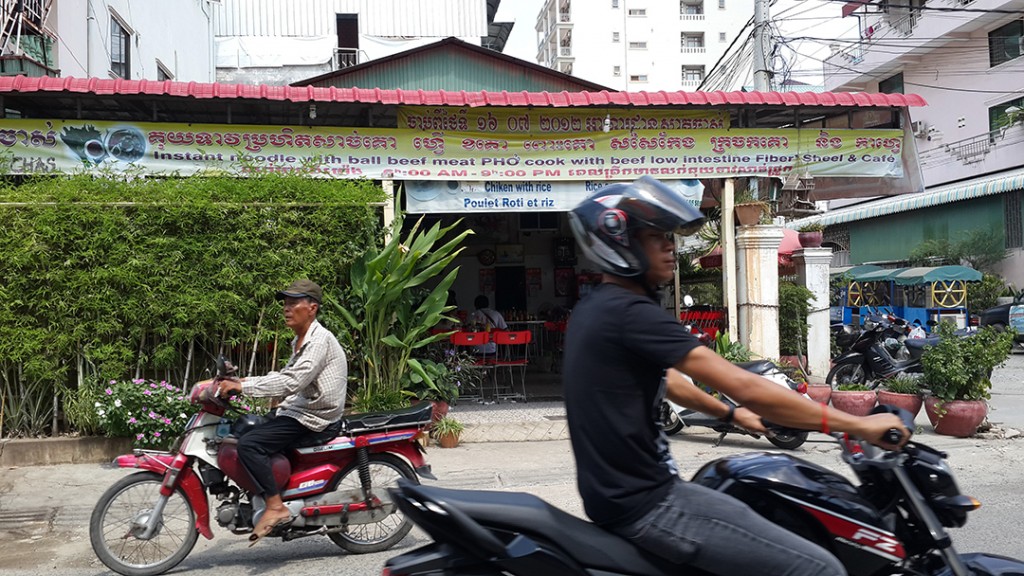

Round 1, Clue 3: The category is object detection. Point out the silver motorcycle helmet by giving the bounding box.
[568,176,705,278]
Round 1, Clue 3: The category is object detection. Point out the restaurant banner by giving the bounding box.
[406,179,704,213]
[0,118,903,181]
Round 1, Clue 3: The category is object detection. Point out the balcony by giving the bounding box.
[559,11,570,22]
[681,77,703,87]
[333,48,368,70]
[559,46,572,57]
[0,55,58,78]
[681,46,706,54]
[680,13,705,20]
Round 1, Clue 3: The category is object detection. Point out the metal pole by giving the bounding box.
[752,0,771,91]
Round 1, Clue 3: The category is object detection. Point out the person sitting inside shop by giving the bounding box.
[467,294,508,357]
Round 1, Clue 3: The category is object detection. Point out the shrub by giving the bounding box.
[921,323,1014,402]
[95,379,194,449]
[797,222,825,233]
[431,415,465,438]
[836,383,871,392]
[881,375,921,395]
[779,281,814,356]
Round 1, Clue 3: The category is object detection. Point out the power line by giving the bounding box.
[822,0,1024,15]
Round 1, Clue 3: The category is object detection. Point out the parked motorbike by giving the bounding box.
[827,313,921,389]
[383,407,1024,576]
[89,357,435,576]
[658,361,810,450]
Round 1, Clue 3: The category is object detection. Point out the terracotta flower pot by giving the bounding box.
[877,391,922,419]
[925,397,988,437]
[436,432,461,448]
[806,384,832,405]
[734,202,766,226]
[797,231,823,248]
[830,390,877,416]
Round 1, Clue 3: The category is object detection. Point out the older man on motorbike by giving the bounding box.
[212,279,347,544]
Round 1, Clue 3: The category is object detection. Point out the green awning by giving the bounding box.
[891,265,982,285]
[789,165,1024,227]
[852,267,905,282]
[831,264,882,278]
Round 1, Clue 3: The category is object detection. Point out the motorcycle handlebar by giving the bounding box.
[762,405,914,447]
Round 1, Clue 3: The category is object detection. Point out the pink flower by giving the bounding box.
[149,411,158,419]
[143,390,152,395]
[136,433,145,440]
[128,417,137,424]
[105,388,113,395]
[150,382,158,388]
[109,380,117,385]
[163,418,171,425]
[154,432,161,438]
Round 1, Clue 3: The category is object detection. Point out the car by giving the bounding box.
[977,289,1024,343]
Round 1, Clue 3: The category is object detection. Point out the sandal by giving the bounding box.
[248,516,292,546]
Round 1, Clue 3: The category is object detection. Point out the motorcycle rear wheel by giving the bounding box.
[826,363,867,390]
[90,471,198,576]
[658,401,685,435]
[327,453,417,554]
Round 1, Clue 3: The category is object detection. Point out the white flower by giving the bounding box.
[180,413,187,419]
[94,401,101,407]
[114,399,122,408]
[97,409,105,416]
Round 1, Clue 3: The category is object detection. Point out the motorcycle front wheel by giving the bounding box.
[327,453,418,554]
[658,401,685,435]
[826,362,867,390]
[90,471,198,576]
[767,431,808,450]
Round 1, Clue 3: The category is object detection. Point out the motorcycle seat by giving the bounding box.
[343,402,433,434]
[734,360,776,375]
[904,337,939,352]
[404,482,710,576]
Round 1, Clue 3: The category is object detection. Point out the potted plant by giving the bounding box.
[406,349,486,421]
[796,222,825,248]
[830,383,877,416]
[733,188,769,226]
[432,415,465,448]
[877,374,923,419]
[921,323,1015,437]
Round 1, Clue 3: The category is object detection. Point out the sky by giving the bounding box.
[494,0,860,88]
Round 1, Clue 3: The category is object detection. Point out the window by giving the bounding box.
[612,0,619,7]
[682,65,705,84]
[110,15,130,79]
[720,32,727,42]
[719,0,726,8]
[612,31,620,42]
[156,61,173,81]
[1006,191,1023,249]
[989,19,1023,67]
[682,33,704,48]
[629,41,648,49]
[989,96,1024,134]
[613,65,621,76]
[629,74,648,82]
[878,72,904,94]
[682,2,704,14]
[628,8,647,16]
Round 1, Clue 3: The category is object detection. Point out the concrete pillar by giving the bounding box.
[793,247,834,381]
[736,225,784,359]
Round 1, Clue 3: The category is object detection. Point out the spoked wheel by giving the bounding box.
[327,453,417,554]
[768,431,808,450]
[90,471,198,576]
[826,363,867,390]
[659,401,685,435]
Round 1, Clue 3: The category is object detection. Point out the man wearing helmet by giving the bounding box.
[564,176,908,575]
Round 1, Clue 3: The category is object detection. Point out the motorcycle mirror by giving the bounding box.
[683,295,695,308]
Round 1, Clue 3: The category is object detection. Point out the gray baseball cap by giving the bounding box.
[275,279,322,303]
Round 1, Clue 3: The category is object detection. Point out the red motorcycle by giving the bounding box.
[89,357,435,576]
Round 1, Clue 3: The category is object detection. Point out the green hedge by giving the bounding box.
[0,173,384,437]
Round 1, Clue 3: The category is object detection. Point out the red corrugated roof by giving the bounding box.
[0,76,928,108]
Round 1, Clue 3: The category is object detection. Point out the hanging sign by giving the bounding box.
[0,118,904,180]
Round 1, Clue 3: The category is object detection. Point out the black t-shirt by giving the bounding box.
[564,283,702,527]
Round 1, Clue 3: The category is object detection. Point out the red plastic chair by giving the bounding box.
[450,331,495,400]
[492,330,532,401]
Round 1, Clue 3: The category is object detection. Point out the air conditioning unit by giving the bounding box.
[910,120,928,139]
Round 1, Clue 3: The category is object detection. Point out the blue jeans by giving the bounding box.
[606,478,846,576]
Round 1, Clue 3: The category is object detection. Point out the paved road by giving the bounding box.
[1,353,1022,575]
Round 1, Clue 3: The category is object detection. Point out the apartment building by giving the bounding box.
[0,0,216,81]
[214,0,512,85]
[815,0,1024,286]
[534,0,754,90]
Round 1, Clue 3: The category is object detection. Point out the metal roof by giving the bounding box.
[0,76,926,109]
[790,165,1024,227]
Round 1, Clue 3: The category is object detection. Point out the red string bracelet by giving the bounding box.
[821,403,830,435]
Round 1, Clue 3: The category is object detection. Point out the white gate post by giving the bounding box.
[793,247,833,381]
[736,225,784,359]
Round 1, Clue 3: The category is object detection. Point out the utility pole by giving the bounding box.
[752,0,772,91]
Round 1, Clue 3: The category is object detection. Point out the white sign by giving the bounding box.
[405,179,704,213]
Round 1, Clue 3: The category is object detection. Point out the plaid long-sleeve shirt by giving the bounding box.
[242,320,347,432]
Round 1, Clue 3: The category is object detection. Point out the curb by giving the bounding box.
[0,436,134,468]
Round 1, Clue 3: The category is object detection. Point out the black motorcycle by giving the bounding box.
[827,314,919,389]
[383,408,1024,576]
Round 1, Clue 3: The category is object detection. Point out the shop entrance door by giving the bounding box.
[495,266,527,314]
